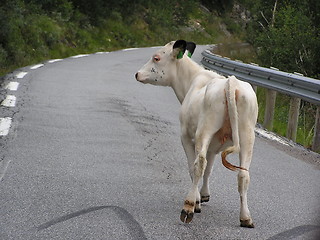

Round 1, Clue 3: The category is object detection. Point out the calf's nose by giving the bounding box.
[135,72,139,80]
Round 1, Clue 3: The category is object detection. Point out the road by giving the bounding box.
[0,45,319,240]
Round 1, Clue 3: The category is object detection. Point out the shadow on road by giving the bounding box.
[36,205,147,239]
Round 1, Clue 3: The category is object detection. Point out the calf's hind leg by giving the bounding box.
[238,129,255,228]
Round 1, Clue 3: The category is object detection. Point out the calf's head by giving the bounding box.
[135,40,196,86]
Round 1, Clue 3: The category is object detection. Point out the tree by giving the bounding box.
[245,0,319,78]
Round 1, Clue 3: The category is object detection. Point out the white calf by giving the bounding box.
[135,40,258,227]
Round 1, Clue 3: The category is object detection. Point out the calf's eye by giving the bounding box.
[153,56,160,62]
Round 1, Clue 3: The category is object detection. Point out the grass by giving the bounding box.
[256,88,316,149]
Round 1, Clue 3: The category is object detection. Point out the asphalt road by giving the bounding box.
[0,45,319,240]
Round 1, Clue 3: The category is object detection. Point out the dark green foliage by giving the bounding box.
[244,0,319,78]
[201,0,234,14]
[242,0,319,148]
[0,0,208,75]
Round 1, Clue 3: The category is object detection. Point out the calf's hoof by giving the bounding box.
[195,201,201,213]
[194,208,201,213]
[201,195,210,203]
[180,209,194,223]
[240,219,255,228]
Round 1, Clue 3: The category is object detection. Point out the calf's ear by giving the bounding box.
[173,40,187,59]
[186,42,196,58]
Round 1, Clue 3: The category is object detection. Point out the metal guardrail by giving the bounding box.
[201,50,320,105]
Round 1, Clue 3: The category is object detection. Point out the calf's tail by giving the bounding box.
[221,76,248,172]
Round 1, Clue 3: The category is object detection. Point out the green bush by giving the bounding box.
[0,45,8,68]
[255,5,317,76]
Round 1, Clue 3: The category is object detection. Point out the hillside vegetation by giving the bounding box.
[1,0,318,78]
[0,0,241,76]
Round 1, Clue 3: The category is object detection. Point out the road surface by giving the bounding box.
[0,45,319,239]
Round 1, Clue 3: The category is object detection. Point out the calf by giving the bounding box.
[135,40,258,227]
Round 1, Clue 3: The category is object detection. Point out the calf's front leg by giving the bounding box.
[180,133,202,215]
[180,125,217,223]
[200,151,216,203]
[180,153,207,223]
[181,133,195,180]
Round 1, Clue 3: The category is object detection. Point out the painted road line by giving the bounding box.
[71,54,89,59]
[1,95,17,107]
[0,158,11,181]
[5,82,19,91]
[48,59,63,63]
[16,72,28,79]
[0,117,12,136]
[255,127,292,147]
[95,52,109,54]
[122,48,139,51]
[30,64,44,70]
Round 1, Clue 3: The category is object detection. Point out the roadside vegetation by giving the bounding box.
[243,0,319,149]
[0,0,319,149]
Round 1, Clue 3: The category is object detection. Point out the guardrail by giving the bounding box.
[201,50,320,152]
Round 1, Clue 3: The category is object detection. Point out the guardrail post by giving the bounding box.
[263,90,277,130]
[286,97,301,141]
[312,106,320,152]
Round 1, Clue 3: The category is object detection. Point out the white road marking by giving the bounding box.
[71,54,89,58]
[48,59,62,63]
[0,158,11,181]
[1,95,17,107]
[95,52,109,54]
[255,127,292,146]
[122,48,139,51]
[0,117,12,136]
[5,82,19,91]
[30,64,44,70]
[16,72,28,79]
